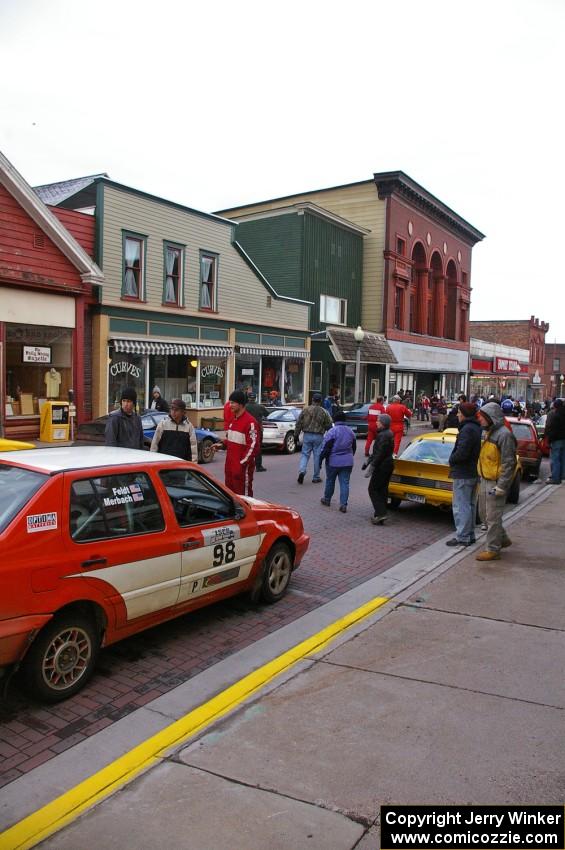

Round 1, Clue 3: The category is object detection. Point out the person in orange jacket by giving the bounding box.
[387,394,412,455]
[364,395,387,456]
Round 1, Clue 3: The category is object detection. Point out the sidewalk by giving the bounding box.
[12,485,565,850]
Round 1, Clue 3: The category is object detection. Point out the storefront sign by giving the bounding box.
[201,364,224,379]
[495,357,521,373]
[110,360,142,379]
[23,345,51,364]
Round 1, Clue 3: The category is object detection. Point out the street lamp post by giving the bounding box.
[353,325,365,404]
[560,374,564,397]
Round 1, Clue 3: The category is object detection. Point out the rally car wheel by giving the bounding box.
[283,432,296,454]
[22,613,99,702]
[199,437,215,464]
[261,542,293,603]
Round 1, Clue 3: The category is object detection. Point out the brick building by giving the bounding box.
[544,342,565,399]
[468,317,549,402]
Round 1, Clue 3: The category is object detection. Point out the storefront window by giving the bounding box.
[108,350,147,411]
[261,356,282,405]
[199,358,226,408]
[283,358,305,404]
[5,324,72,417]
[444,373,466,401]
[235,354,261,398]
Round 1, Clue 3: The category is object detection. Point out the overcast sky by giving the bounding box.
[2,0,564,342]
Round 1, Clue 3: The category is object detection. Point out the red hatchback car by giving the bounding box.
[505,417,543,480]
[0,447,309,702]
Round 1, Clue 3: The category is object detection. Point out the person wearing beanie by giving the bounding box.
[104,386,144,449]
[446,402,481,547]
[386,394,413,456]
[213,390,258,496]
[475,402,518,561]
[319,410,356,512]
[150,386,169,413]
[363,413,394,525]
[150,398,197,461]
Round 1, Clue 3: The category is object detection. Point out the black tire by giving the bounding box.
[388,497,402,509]
[21,613,99,702]
[199,437,215,464]
[260,542,293,603]
[283,432,296,454]
[506,471,521,505]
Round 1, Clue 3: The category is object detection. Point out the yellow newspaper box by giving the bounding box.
[40,401,70,442]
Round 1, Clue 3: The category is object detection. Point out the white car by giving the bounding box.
[260,407,301,453]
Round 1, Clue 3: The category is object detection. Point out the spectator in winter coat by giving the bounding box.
[363,413,394,525]
[295,393,333,484]
[150,386,169,412]
[386,395,412,455]
[446,402,481,547]
[245,391,269,472]
[475,402,518,561]
[104,387,145,450]
[319,412,356,513]
[445,394,467,429]
[545,398,565,484]
[365,395,387,455]
[213,390,258,496]
[150,399,198,461]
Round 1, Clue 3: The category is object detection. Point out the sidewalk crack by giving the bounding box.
[401,602,565,632]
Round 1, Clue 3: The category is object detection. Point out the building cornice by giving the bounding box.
[373,171,485,245]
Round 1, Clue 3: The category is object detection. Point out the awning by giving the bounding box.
[325,327,397,365]
[238,345,308,359]
[111,338,233,358]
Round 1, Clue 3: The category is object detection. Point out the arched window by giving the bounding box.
[410,242,427,335]
[429,251,443,337]
[445,260,458,340]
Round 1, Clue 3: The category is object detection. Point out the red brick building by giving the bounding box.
[469,317,549,402]
[0,152,103,439]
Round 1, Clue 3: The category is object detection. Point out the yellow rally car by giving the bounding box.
[388,428,521,510]
[0,438,36,452]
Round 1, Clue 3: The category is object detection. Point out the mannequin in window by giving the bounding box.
[44,368,62,398]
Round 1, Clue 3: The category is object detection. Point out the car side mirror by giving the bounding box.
[234,505,246,520]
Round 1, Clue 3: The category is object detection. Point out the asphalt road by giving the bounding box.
[0,434,549,789]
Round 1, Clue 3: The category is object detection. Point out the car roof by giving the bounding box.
[0,447,180,474]
[417,429,458,442]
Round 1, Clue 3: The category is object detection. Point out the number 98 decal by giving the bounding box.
[212,540,236,567]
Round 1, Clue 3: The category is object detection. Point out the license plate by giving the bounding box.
[406,493,426,504]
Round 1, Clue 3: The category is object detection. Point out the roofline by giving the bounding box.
[95,178,236,228]
[33,172,109,192]
[226,201,371,236]
[215,179,374,216]
[0,152,104,286]
[373,170,485,244]
[233,241,314,307]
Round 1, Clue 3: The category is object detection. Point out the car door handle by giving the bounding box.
[183,539,200,550]
[81,557,108,568]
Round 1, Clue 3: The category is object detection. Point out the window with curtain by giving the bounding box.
[163,244,182,305]
[200,254,217,310]
[123,236,144,299]
[319,294,346,325]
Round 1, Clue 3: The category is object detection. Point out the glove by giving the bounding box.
[361,462,368,471]
[489,486,505,497]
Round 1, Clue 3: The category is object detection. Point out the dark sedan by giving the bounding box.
[341,403,410,437]
[76,411,221,463]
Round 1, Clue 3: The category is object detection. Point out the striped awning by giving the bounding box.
[238,345,308,359]
[111,338,233,358]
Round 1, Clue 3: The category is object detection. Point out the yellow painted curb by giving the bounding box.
[0,595,388,850]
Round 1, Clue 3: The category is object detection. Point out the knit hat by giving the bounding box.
[459,402,477,418]
[170,398,186,410]
[229,390,247,405]
[121,386,137,403]
[378,413,391,429]
[392,394,401,402]
[152,386,161,395]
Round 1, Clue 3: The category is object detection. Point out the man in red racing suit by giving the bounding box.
[364,395,387,456]
[387,394,413,455]
[215,390,258,496]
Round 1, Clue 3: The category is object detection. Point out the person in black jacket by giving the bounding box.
[363,413,395,525]
[150,386,169,412]
[545,398,565,484]
[104,387,145,449]
[446,402,482,546]
[150,398,198,461]
[245,391,269,472]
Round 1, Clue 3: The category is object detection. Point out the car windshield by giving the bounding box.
[510,423,535,441]
[400,439,453,465]
[266,410,296,422]
[0,465,48,532]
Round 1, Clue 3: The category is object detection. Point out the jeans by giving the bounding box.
[550,439,565,483]
[298,432,324,480]
[324,465,352,507]
[452,478,478,543]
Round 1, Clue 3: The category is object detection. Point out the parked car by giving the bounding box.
[77,411,221,463]
[342,403,410,437]
[388,428,521,510]
[0,446,309,701]
[260,407,301,453]
[504,417,543,480]
[0,438,36,451]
